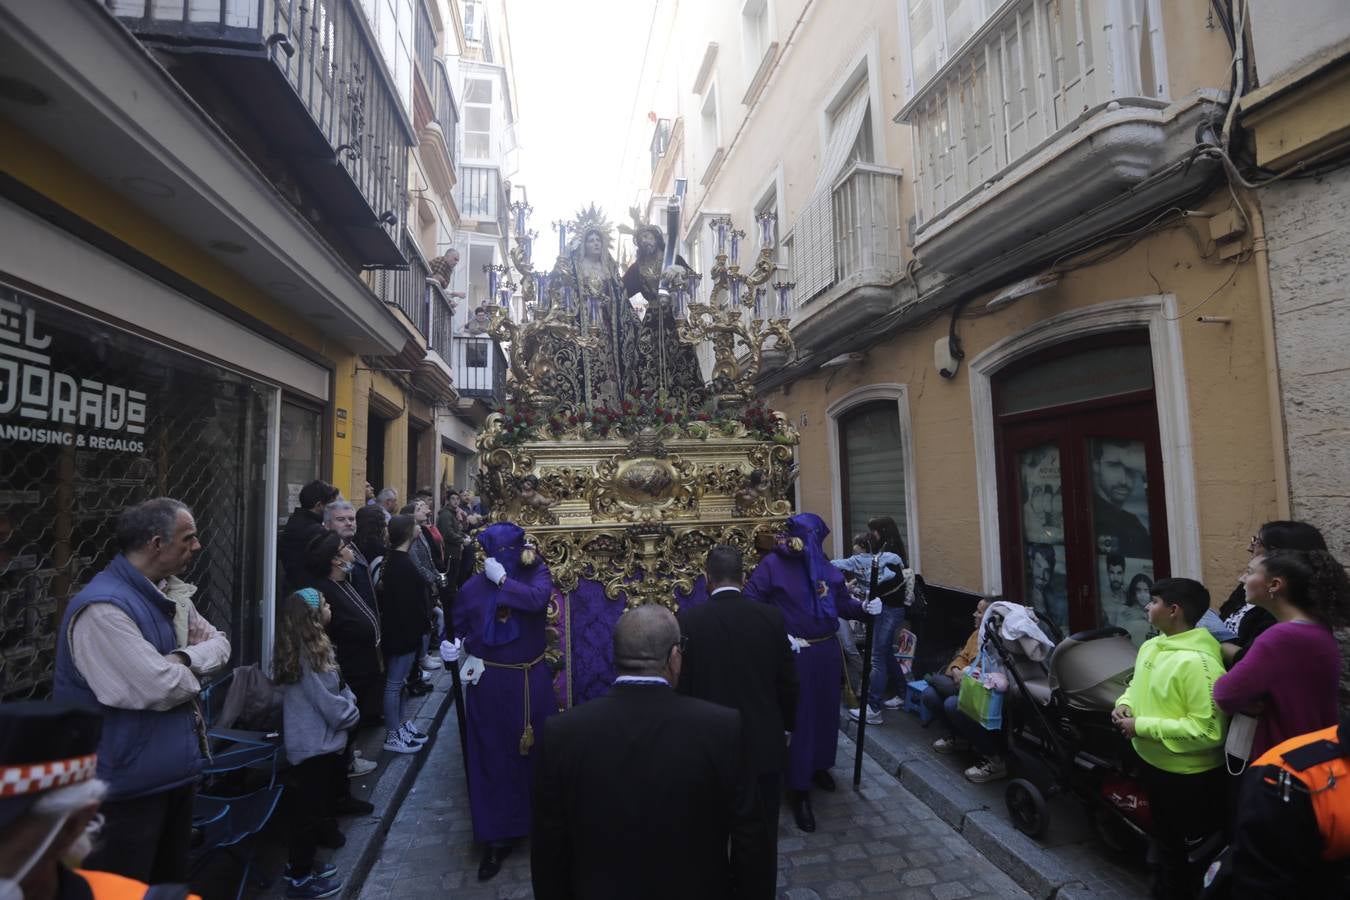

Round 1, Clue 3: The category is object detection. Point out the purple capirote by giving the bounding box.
[452,553,557,844]
[744,532,863,792]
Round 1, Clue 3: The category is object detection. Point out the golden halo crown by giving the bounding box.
[568,204,614,254]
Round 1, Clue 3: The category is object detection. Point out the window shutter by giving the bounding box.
[789,85,872,305]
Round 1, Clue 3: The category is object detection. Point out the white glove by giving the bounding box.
[439,638,463,664]
[863,598,883,616]
[484,557,506,586]
[787,635,808,653]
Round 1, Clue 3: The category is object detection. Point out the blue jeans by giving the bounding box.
[384,652,415,731]
[867,605,906,709]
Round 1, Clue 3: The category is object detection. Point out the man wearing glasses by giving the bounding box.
[531,604,758,900]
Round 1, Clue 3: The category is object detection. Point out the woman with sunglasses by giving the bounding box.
[1217,521,1327,665]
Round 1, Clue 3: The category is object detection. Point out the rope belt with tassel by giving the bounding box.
[483,652,547,755]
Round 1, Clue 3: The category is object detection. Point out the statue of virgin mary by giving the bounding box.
[546,208,635,410]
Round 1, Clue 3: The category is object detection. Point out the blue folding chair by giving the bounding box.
[189,786,285,900]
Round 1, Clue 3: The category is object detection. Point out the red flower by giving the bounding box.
[567,414,578,425]
[621,400,633,412]
[512,413,524,424]
[663,412,674,423]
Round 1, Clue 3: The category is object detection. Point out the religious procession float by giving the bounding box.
[470,191,799,705]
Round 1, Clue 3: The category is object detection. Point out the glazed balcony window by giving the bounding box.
[899,0,1167,227]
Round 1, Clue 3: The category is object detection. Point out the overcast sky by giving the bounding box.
[508,0,656,256]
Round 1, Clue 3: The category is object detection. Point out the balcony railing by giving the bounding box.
[377,230,431,336]
[900,0,1167,227]
[793,163,903,306]
[429,283,455,362]
[113,0,412,265]
[432,61,458,166]
[414,0,435,90]
[452,335,506,403]
[832,163,903,285]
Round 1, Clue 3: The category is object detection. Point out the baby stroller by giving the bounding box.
[980,607,1151,850]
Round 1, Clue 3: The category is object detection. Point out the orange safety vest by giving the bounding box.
[73,869,202,900]
[1252,721,1350,862]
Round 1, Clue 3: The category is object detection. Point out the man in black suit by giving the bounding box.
[677,544,799,898]
[530,603,757,900]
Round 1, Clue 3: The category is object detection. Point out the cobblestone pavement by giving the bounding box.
[358,712,1030,900]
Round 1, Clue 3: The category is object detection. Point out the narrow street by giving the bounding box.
[359,713,1029,900]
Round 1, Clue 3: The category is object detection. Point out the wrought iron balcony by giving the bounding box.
[432,61,458,165]
[415,0,435,93]
[452,334,506,404]
[429,282,455,363]
[375,230,431,337]
[112,0,414,268]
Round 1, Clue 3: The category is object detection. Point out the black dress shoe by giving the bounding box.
[477,844,512,881]
[789,791,816,833]
[334,796,374,816]
[811,769,836,792]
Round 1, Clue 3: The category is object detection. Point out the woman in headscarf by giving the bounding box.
[744,513,871,833]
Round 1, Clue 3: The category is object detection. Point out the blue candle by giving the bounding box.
[487,267,498,301]
[533,272,546,305]
[562,282,573,312]
[753,287,765,319]
[514,204,527,237]
[554,221,567,257]
[588,294,600,323]
[730,276,742,308]
[522,233,533,265]
[498,285,510,307]
[711,218,728,255]
[729,229,742,266]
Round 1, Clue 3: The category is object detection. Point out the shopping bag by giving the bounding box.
[956,648,1004,730]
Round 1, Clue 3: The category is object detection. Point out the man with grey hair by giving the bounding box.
[531,604,756,899]
[376,488,399,523]
[54,496,230,884]
[324,499,376,612]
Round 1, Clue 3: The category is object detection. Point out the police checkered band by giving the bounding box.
[0,753,98,798]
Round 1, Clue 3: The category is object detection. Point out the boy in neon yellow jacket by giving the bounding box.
[1111,577,1227,899]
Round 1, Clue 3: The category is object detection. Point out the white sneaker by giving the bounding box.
[964,756,1009,783]
[419,655,440,672]
[382,732,422,754]
[848,705,882,725]
[400,721,428,745]
[931,736,970,755]
[347,756,378,778]
[882,696,905,710]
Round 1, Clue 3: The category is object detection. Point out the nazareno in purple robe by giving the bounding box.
[451,523,557,844]
[743,513,863,792]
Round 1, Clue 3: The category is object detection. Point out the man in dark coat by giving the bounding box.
[677,544,798,898]
[281,480,338,592]
[531,603,757,900]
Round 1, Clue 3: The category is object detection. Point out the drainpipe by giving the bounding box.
[1244,193,1293,518]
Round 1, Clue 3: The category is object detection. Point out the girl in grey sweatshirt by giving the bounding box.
[273,589,361,897]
